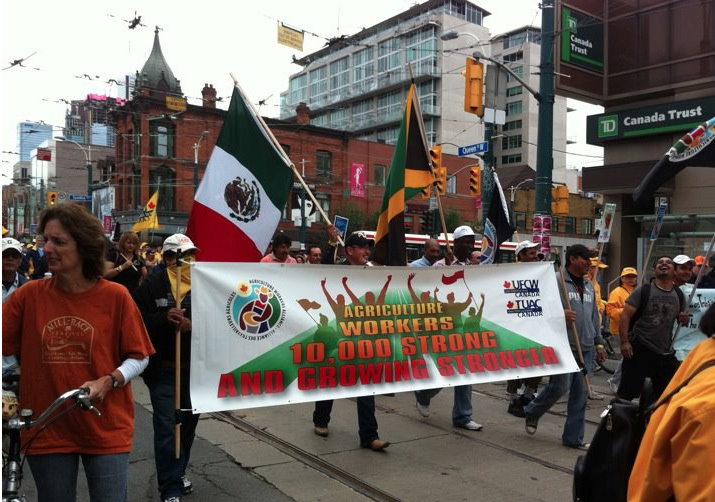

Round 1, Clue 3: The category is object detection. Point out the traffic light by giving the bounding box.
[47,191,58,208]
[429,146,445,196]
[421,184,431,199]
[469,167,481,195]
[435,167,447,196]
[419,211,429,233]
[551,185,569,215]
[463,58,484,117]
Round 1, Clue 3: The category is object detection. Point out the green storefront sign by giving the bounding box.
[560,7,603,73]
[587,97,715,144]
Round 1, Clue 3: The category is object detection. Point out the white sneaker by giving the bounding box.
[608,379,619,394]
[458,420,483,431]
[163,497,181,502]
[416,402,430,417]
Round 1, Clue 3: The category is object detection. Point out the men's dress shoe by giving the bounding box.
[314,426,329,437]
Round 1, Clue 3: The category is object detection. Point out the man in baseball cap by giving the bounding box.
[673,255,694,286]
[514,240,544,262]
[3,237,27,302]
[162,233,199,255]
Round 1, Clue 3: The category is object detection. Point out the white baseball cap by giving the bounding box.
[673,254,694,265]
[453,225,475,241]
[515,240,539,256]
[2,238,23,254]
[162,234,199,254]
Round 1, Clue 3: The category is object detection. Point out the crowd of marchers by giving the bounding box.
[3,209,715,502]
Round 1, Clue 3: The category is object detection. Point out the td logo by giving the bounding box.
[598,115,618,138]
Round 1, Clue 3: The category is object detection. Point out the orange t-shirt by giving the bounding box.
[2,278,155,454]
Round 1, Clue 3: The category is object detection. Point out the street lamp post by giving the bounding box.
[193,131,210,194]
[55,136,92,210]
[509,178,534,226]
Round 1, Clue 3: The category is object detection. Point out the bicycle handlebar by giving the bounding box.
[5,387,101,430]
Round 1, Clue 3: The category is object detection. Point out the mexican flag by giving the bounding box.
[372,83,433,266]
[187,85,293,261]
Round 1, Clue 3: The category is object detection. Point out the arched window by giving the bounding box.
[150,121,175,158]
[149,164,175,211]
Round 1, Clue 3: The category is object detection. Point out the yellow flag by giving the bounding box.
[132,191,160,232]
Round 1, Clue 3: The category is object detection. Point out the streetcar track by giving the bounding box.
[210,411,402,502]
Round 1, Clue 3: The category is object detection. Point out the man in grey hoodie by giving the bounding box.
[523,244,606,450]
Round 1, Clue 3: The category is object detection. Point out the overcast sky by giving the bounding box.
[1,0,602,184]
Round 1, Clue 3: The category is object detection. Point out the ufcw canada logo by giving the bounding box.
[502,279,540,297]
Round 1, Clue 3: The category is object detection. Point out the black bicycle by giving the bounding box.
[593,330,621,375]
[2,388,100,502]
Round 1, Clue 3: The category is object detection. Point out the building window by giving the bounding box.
[405,26,437,77]
[377,89,403,122]
[418,80,437,113]
[353,47,374,93]
[312,113,327,127]
[446,175,456,194]
[316,150,332,178]
[506,65,524,82]
[581,218,593,235]
[378,38,401,76]
[506,85,523,97]
[149,165,175,211]
[515,212,527,229]
[374,165,386,186]
[465,4,483,25]
[504,119,522,131]
[506,101,523,116]
[289,74,307,104]
[502,134,522,150]
[150,122,174,158]
[504,29,541,49]
[564,216,576,234]
[352,98,373,129]
[330,108,349,130]
[280,144,291,157]
[309,66,327,106]
[501,153,522,164]
[503,51,523,63]
[330,57,349,96]
[376,126,399,145]
[316,193,330,215]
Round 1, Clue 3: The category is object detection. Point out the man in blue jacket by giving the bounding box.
[523,244,606,450]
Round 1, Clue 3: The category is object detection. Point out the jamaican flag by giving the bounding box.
[372,84,433,266]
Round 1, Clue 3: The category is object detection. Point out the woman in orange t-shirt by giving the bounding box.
[2,204,154,502]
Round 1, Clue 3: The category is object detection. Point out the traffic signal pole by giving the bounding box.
[534,1,555,217]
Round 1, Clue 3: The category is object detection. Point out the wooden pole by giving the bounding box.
[174,249,182,459]
[557,264,593,395]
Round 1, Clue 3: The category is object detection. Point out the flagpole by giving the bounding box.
[230,73,343,246]
[173,249,183,459]
[408,64,452,255]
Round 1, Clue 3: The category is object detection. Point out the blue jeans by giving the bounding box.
[313,396,379,446]
[27,452,129,502]
[524,350,592,446]
[415,384,473,426]
[146,368,200,500]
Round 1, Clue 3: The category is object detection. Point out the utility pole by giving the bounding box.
[534,1,555,220]
[299,158,307,251]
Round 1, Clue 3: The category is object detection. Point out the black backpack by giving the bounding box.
[573,360,715,502]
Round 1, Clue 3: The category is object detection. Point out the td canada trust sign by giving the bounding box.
[586,97,715,145]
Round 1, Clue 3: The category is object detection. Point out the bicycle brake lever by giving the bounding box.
[77,388,102,416]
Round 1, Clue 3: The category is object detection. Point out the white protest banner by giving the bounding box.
[673,285,715,361]
[190,262,578,413]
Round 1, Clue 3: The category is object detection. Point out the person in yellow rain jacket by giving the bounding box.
[605,267,638,335]
[628,302,715,502]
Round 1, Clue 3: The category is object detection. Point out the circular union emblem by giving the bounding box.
[227,279,285,340]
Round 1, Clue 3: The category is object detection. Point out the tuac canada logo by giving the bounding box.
[225,177,260,222]
[226,279,285,341]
